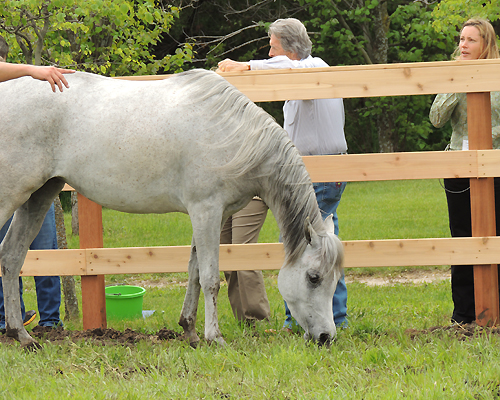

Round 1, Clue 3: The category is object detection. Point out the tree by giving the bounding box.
[157,0,306,70]
[0,0,193,75]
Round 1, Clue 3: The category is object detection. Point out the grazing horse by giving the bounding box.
[0,70,343,349]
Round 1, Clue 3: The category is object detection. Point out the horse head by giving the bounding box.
[277,214,344,346]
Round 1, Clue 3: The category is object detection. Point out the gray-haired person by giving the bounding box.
[218,18,348,331]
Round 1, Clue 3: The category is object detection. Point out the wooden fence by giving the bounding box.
[17,59,500,329]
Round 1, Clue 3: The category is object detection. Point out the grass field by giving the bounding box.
[5,180,499,399]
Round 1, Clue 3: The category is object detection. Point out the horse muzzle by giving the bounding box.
[303,330,334,347]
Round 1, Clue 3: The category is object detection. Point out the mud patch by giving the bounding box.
[0,326,181,347]
[406,322,500,340]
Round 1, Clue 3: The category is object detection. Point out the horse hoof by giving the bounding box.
[180,333,200,348]
[22,341,43,352]
[208,336,226,347]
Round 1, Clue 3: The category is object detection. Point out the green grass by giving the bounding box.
[9,279,500,399]
[8,180,495,399]
[339,179,450,240]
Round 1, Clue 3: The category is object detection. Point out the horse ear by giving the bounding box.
[304,217,319,246]
[324,214,335,233]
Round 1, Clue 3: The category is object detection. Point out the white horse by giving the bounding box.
[0,70,343,349]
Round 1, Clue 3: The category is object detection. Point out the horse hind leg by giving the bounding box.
[179,240,202,347]
[1,178,64,349]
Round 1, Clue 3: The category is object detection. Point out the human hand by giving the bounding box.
[217,59,250,72]
[29,65,75,92]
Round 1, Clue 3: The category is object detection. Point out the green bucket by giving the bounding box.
[105,285,146,320]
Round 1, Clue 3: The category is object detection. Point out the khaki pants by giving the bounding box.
[220,198,271,322]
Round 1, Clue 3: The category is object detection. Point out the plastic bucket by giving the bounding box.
[105,285,146,320]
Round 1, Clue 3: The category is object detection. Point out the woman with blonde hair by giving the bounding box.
[451,18,499,60]
[430,18,500,324]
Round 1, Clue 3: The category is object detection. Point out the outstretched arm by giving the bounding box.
[0,63,74,92]
[217,59,250,72]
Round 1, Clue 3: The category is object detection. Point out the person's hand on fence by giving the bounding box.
[217,59,250,72]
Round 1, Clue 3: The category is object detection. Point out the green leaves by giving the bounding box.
[0,0,193,75]
[432,0,500,35]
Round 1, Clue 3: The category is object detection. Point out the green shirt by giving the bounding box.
[429,92,500,150]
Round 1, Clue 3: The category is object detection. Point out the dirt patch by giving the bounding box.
[406,322,500,340]
[128,269,452,289]
[346,268,450,286]
[0,326,182,347]
[1,321,497,348]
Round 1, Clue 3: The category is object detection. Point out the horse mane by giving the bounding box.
[176,69,330,264]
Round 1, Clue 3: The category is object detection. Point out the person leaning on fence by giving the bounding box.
[0,35,73,331]
[429,18,500,325]
[217,18,349,330]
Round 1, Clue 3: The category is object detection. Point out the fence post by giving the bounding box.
[78,193,107,330]
[467,92,500,326]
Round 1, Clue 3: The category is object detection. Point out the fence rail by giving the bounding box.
[15,236,500,276]
[17,59,500,329]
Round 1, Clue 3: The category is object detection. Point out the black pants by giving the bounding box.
[444,178,500,323]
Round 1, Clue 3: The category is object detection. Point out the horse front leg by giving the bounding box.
[1,273,38,349]
[179,241,201,348]
[0,209,44,350]
[189,209,225,346]
[1,178,64,350]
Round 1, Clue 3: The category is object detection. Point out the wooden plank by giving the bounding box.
[115,59,500,101]
[78,193,107,330]
[85,243,284,274]
[477,150,500,177]
[302,151,478,182]
[6,249,86,277]
[343,237,500,268]
[225,60,500,101]
[467,92,499,327]
[14,237,497,276]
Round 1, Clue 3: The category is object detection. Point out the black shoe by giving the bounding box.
[23,310,37,326]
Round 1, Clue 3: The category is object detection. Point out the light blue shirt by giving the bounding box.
[250,55,347,156]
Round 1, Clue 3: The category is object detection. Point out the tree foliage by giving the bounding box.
[159,0,463,153]
[0,0,193,75]
[432,0,500,38]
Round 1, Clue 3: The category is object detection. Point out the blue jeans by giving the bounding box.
[0,203,62,328]
[284,181,348,328]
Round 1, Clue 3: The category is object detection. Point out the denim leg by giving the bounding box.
[313,181,347,236]
[29,204,62,327]
[34,276,62,326]
[284,182,348,328]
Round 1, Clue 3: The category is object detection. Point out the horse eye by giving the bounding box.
[307,270,322,286]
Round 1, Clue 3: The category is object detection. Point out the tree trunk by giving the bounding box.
[371,0,395,153]
[377,110,395,153]
[71,191,79,236]
[54,196,80,321]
